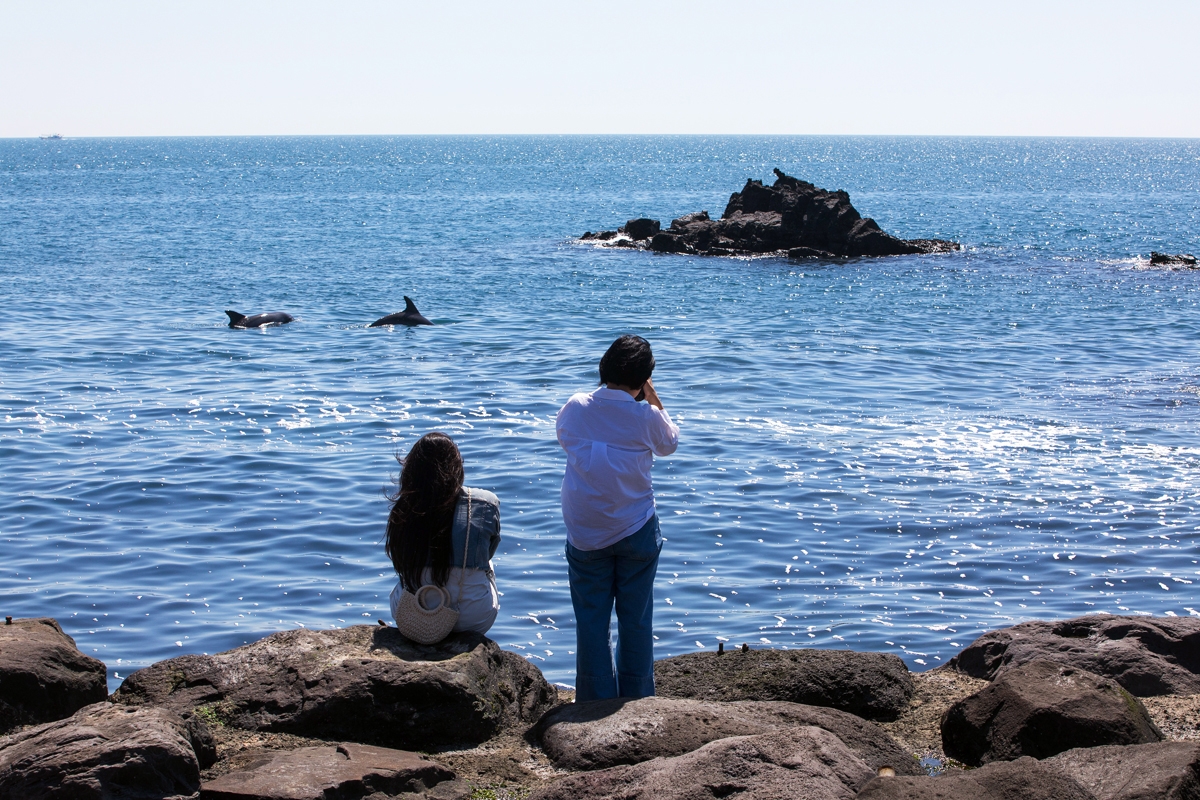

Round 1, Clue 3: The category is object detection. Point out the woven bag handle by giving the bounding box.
[455,488,472,605]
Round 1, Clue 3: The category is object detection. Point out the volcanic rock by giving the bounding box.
[535,695,919,774]
[945,614,1200,696]
[1150,252,1198,267]
[200,742,464,800]
[185,713,218,769]
[0,617,108,734]
[0,702,201,800]
[582,169,958,258]
[580,229,618,241]
[654,647,913,720]
[1045,741,1200,800]
[528,726,875,800]
[620,218,661,240]
[941,660,1162,766]
[111,626,555,750]
[856,756,1095,800]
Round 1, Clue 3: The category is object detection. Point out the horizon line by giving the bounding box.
[7,132,1200,142]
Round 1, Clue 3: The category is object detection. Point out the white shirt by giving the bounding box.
[557,387,680,550]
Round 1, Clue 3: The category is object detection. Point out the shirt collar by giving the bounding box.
[593,386,637,402]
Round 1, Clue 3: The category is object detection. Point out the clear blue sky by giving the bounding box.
[2,1,1197,138]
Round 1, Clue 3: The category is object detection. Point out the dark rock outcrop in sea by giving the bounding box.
[856,756,1096,800]
[941,660,1162,766]
[621,218,661,241]
[0,617,108,734]
[654,647,914,720]
[1150,252,1198,267]
[111,625,556,750]
[1045,741,1200,800]
[0,702,202,800]
[535,695,920,775]
[528,726,876,800]
[200,742,465,800]
[581,169,959,259]
[944,614,1200,696]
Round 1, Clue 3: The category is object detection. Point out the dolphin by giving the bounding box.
[369,297,433,327]
[226,310,294,329]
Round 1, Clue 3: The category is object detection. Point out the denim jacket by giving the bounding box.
[447,487,501,574]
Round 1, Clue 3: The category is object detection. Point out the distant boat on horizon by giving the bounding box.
[39,133,63,140]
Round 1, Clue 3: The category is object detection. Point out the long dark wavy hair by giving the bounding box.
[385,432,464,590]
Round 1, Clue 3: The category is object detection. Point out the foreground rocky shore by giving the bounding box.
[2,614,1198,799]
[581,169,959,259]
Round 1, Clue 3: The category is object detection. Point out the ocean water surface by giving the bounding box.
[1,135,1198,690]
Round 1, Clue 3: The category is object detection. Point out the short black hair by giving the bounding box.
[599,335,655,388]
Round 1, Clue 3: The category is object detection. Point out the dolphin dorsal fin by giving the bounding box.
[403,296,419,313]
[225,310,245,324]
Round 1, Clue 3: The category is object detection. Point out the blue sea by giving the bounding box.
[2,136,1198,691]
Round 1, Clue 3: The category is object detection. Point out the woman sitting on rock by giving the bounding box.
[385,432,501,637]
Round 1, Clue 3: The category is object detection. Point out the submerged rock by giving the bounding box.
[654,647,914,720]
[529,726,875,800]
[581,169,958,258]
[857,756,1095,800]
[1045,741,1200,800]
[944,614,1200,696]
[535,695,919,774]
[1150,252,1198,267]
[0,617,108,734]
[0,702,201,800]
[111,626,555,750]
[941,660,1162,766]
[200,742,464,800]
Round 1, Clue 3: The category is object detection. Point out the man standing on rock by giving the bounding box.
[556,335,679,701]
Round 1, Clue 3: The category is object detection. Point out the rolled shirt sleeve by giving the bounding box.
[647,406,679,457]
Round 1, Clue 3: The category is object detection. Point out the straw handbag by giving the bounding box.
[394,489,472,645]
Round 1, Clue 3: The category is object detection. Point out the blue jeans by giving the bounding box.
[566,515,662,702]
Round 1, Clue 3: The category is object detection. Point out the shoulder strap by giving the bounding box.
[455,488,472,603]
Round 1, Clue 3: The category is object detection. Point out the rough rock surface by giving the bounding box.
[0,701,201,800]
[581,169,958,258]
[1045,741,1200,800]
[654,647,914,720]
[0,617,108,733]
[528,726,875,800]
[536,695,919,774]
[941,660,1162,766]
[185,714,219,769]
[945,615,1200,696]
[112,626,556,750]
[620,218,661,240]
[200,742,465,800]
[1143,693,1200,741]
[877,668,989,760]
[857,756,1095,800]
[1150,252,1198,267]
